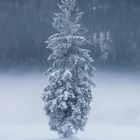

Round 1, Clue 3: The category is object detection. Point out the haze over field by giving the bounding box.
[0,70,140,140]
[0,0,140,139]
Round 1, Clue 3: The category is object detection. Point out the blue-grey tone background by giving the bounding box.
[0,1,140,139]
[0,0,140,71]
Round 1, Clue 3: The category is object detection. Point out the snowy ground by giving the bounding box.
[0,70,140,140]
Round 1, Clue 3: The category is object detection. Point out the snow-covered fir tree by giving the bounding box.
[42,0,95,138]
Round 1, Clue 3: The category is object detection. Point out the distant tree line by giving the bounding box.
[0,0,140,70]
[92,0,140,69]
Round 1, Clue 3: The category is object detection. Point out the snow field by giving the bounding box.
[0,71,140,140]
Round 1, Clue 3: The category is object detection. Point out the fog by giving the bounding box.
[0,0,140,139]
[0,0,140,69]
[0,70,140,140]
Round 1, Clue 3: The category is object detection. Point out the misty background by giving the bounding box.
[0,0,140,140]
[0,0,140,71]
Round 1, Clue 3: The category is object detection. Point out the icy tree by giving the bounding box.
[42,0,95,138]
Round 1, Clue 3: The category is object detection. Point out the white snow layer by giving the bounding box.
[0,70,140,140]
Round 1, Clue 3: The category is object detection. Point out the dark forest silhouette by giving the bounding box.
[0,0,140,70]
